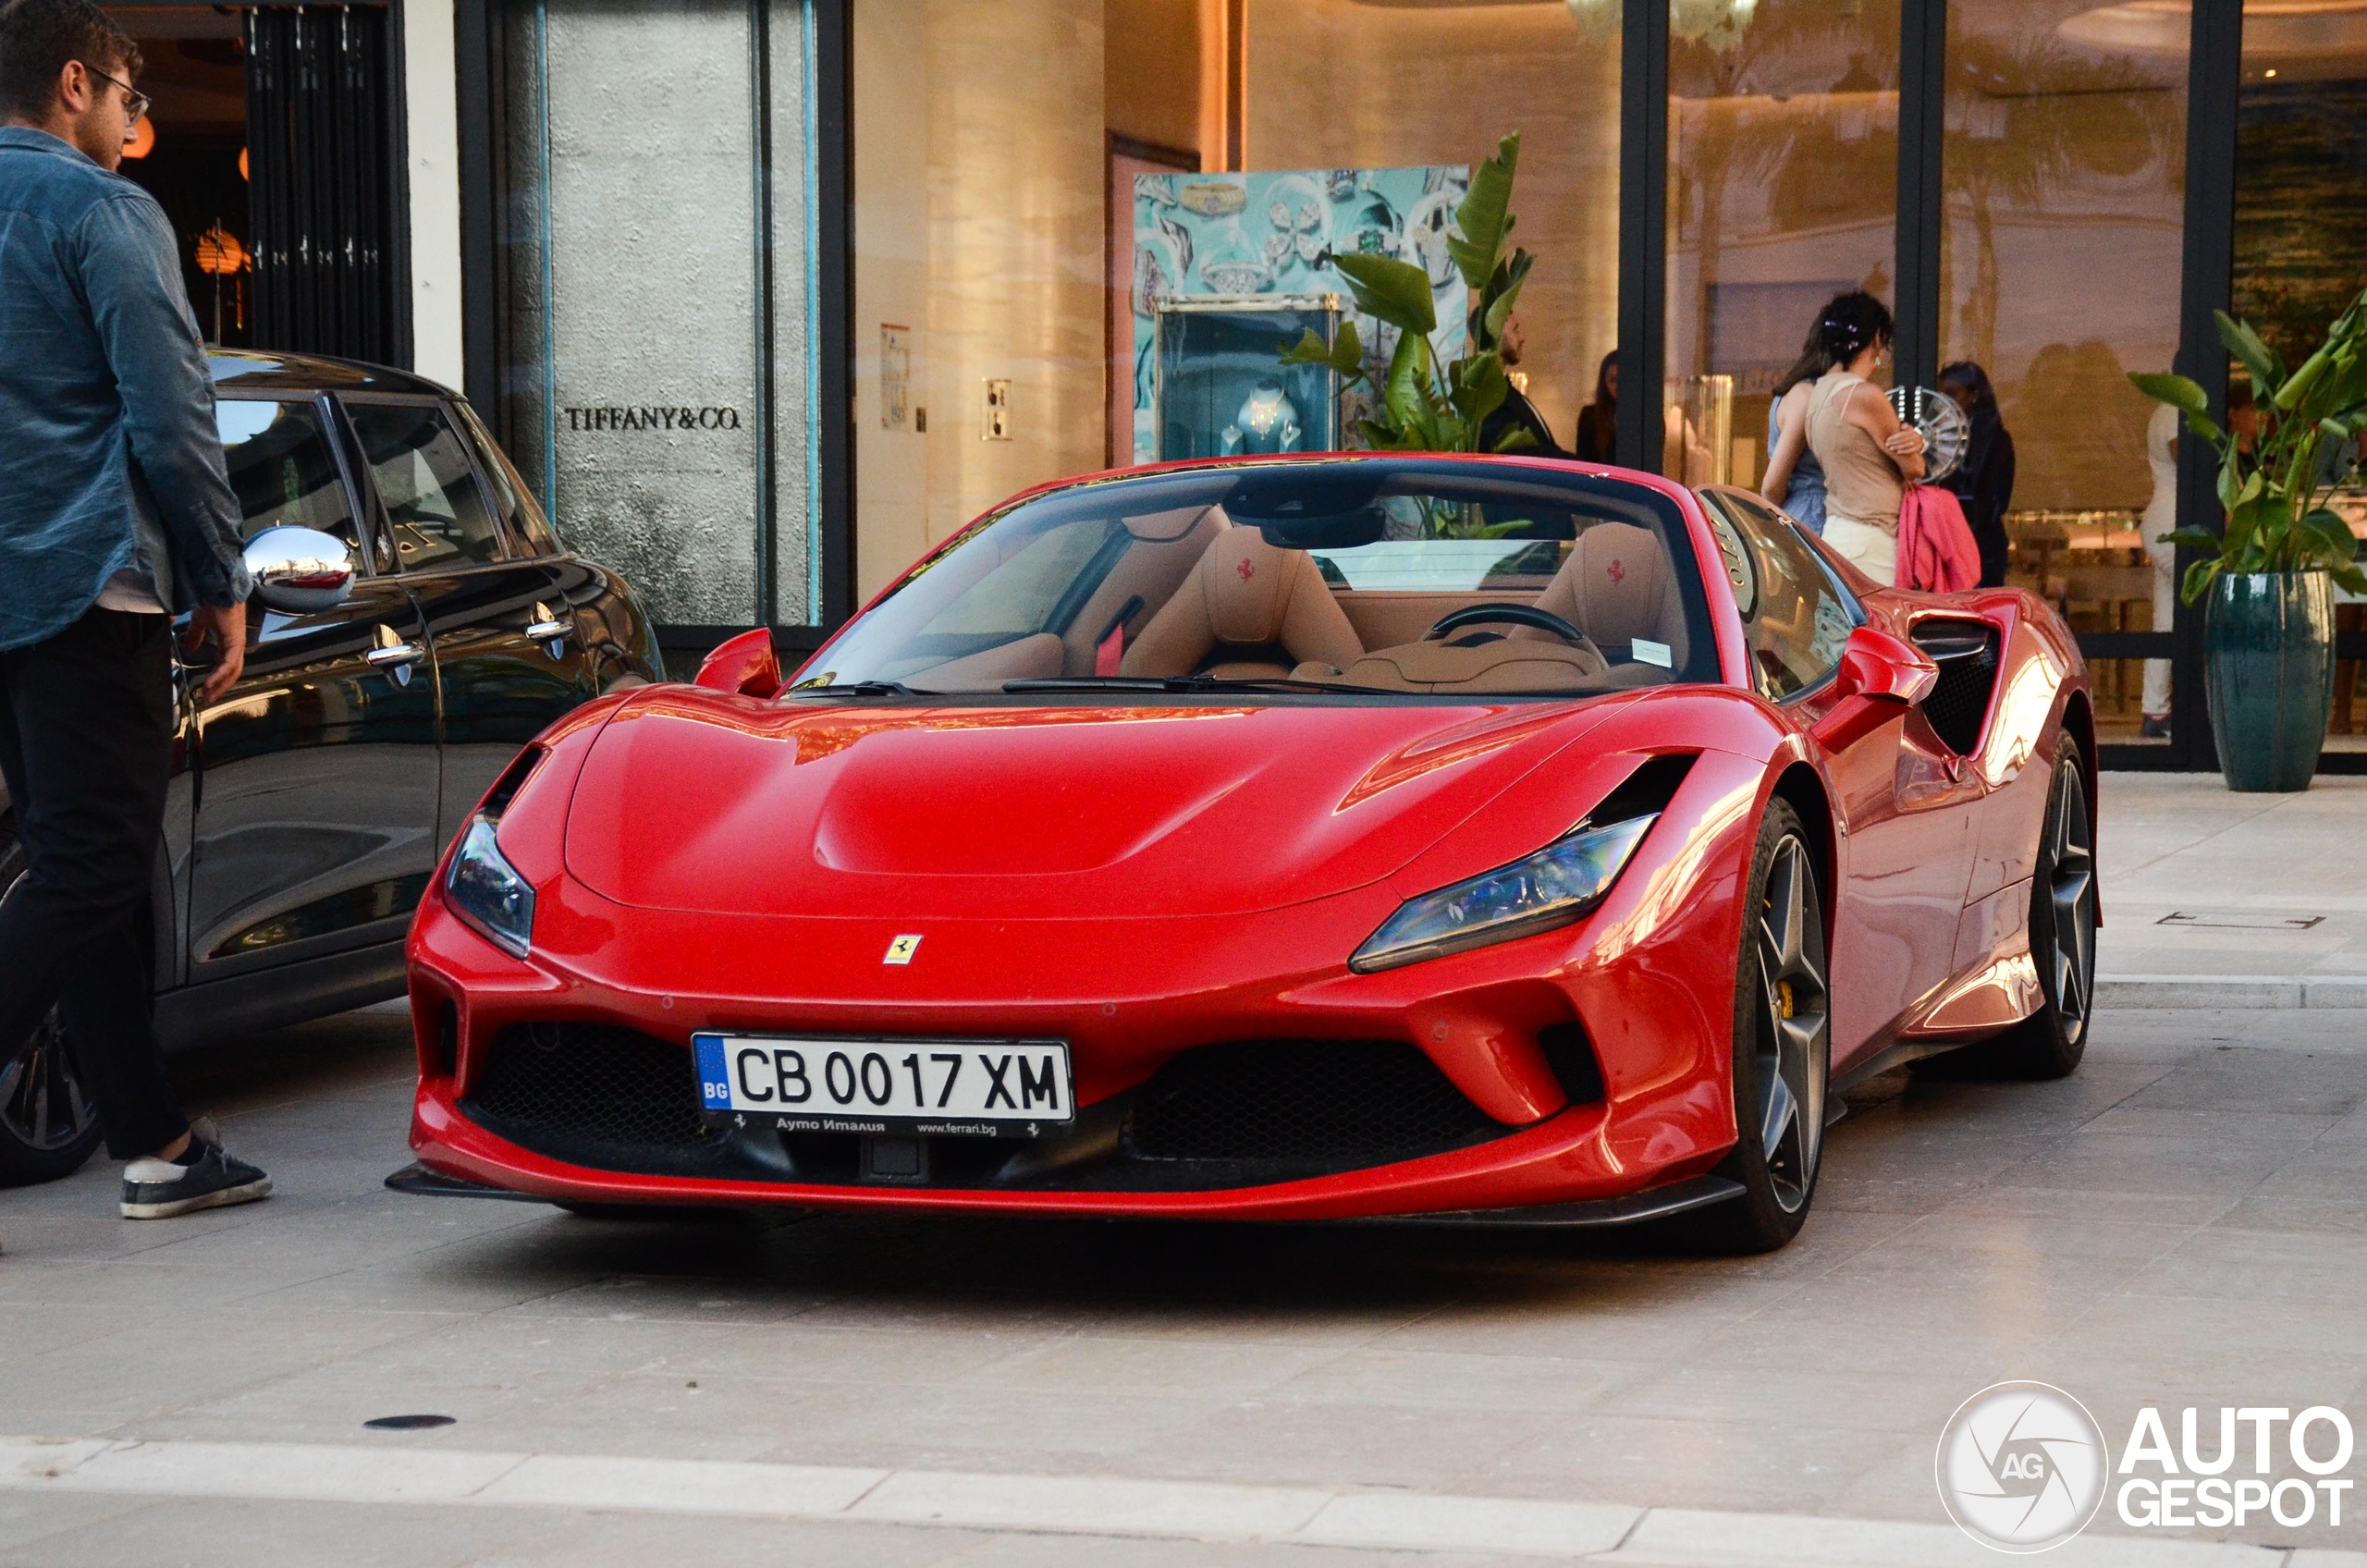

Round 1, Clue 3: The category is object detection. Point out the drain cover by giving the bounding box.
[2157,912,2325,930]
[363,1415,457,1430]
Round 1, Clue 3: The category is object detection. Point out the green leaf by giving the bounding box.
[1384,327,1438,445]
[1447,132,1521,292]
[2184,412,2226,446]
[1480,250,1534,347]
[2180,557,2223,607]
[2277,344,2334,410]
[2299,507,2360,563]
[1448,350,1512,435]
[2336,563,2367,596]
[1331,251,1436,335]
[2160,528,2224,552]
[2128,372,2209,416]
[1490,426,1539,453]
[2217,311,2278,398]
[1278,325,1366,385]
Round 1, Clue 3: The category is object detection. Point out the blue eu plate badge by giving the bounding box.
[693,1034,733,1110]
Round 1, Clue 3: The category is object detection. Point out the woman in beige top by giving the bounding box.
[1798,291,1925,584]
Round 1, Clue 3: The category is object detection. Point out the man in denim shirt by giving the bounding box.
[0,0,271,1219]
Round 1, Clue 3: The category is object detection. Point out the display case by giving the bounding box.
[1150,294,1343,462]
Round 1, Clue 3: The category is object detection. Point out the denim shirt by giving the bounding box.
[0,128,251,652]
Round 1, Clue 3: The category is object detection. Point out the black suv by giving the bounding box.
[0,351,664,1182]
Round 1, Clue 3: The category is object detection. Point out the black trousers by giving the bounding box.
[0,606,188,1159]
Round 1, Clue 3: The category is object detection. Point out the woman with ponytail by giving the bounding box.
[1799,291,1925,583]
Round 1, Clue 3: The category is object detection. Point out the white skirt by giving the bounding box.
[1822,514,1897,587]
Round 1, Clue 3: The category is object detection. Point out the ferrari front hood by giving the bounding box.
[561,692,1613,919]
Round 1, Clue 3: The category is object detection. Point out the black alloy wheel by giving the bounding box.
[1693,798,1831,1253]
[1955,736,2097,1079]
[0,825,107,1185]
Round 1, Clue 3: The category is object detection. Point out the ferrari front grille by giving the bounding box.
[462,1023,728,1172]
[1124,1040,1504,1166]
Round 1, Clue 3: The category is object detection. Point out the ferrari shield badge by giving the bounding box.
[883,934,922,965]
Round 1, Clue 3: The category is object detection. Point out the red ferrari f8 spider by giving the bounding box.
[399,455,2096,1250]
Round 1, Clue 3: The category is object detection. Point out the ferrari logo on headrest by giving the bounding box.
[1236,558,1256,581]
[883,934,922,965]
[1607,558,1626,584]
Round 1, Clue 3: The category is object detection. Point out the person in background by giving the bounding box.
[1571,350,1617,462]
[1477,313,1562,457]
[1937,361,2016,587]
[0,0,271,1219]
[1802,291,1925,584]
[1757,325,1834,534]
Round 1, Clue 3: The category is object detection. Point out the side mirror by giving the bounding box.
[1832,624,1938,705]
[1810,625,1938,752]
[244,525,356,614]
[693,627,781,698]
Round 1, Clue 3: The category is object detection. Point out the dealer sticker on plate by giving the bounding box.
[692,1034,1074,1138]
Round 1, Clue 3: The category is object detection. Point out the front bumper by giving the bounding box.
[404,818,1750,1221]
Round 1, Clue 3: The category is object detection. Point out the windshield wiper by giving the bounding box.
[783,680,937,698]
[1004,674,1400,697]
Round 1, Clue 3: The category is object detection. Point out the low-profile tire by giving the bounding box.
[1949,736,2097,1080]
[0,824,107,1186]
[1689,798,1831,1255]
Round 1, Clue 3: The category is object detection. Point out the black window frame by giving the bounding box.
[334,392,522,575]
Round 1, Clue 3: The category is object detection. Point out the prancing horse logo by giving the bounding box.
[883,934,922,965]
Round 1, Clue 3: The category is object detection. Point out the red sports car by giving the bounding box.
[396,455,2096,1251]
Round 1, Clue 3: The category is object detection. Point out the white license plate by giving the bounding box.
[692,1034,1073,1138]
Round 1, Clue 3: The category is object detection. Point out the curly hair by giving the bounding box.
[1814,290,1895,365]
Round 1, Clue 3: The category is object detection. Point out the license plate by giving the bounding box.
[692,1034,1074,1138]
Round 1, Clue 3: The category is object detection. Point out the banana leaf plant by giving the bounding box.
[2129,288,2367,604]
[1281,132,1535,459]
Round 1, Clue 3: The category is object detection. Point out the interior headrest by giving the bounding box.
[1570,523,1672,648]
[1203,528,1301,644]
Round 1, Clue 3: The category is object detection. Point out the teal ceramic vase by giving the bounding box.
[2205,570,2333,792]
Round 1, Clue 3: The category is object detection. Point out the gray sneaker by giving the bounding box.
[120,1118,272,1219]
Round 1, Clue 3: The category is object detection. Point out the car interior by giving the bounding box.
[815,464,1718,697]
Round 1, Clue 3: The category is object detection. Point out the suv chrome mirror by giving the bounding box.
[244,525,356,613]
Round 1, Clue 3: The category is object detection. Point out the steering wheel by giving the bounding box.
[1422,603,1589,646]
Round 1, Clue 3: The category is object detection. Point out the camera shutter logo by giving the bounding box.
[1936,1381,2111,1552]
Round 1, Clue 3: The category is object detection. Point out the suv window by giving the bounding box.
[346,400,507,572]
[215,398,365,565]
[458,401,564,557]
[1705,490,1858,701]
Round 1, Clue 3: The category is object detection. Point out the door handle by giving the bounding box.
[363,642,427,669]
[524,619,570,642]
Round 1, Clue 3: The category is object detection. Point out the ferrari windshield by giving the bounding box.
[801,459,1722,697]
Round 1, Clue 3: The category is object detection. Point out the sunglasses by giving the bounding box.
[80,63,150,123]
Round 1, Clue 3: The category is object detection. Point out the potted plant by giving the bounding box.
[2130,288,2367,791]
[1281,135,1534,537]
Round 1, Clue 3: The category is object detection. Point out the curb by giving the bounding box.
[2096,974,2367,1010]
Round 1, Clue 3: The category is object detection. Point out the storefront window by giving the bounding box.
[1941,0,2186,746]
[851,0,1624,600]
[1666,0,1901,489]
[2236,0,2367,753]
[500,0,818,628]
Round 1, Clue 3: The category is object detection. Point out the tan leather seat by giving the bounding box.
[1121,524,1363,679]
[1528,522,1690,681]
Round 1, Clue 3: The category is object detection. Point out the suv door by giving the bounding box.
[185,396,442,985]
[337,397,595,853]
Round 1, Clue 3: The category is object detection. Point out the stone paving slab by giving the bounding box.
[2097,772,2367,990]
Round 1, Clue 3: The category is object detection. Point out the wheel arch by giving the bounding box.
[2057,688,2100,915]
[1769,761,1838,945]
